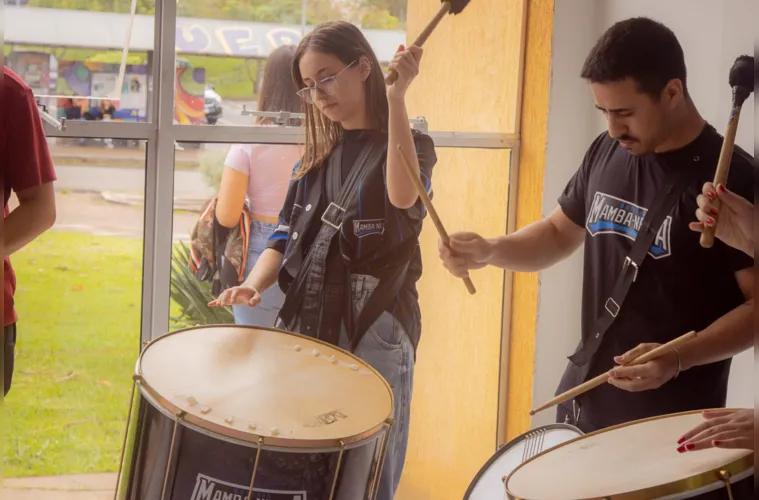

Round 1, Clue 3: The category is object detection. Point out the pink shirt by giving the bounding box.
[224,143,301,218]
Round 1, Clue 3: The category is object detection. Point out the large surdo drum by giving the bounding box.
[115,325,394,500]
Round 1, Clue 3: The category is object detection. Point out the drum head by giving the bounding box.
[464,424,582,500]
[505,410,754,500]
[136,325,393,449]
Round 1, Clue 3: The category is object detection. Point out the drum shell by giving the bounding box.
[115,325,394,500]
[464,423,583,500]
[121,390,387,500]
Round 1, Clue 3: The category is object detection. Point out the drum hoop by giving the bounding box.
[504,409,754,500]
[135,382,387,454]
[463,423,583,499]
[135,324,394,450]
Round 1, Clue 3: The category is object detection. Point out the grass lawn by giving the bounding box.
[4,231,179,478]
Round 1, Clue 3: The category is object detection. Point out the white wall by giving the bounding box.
[532,0,755,428]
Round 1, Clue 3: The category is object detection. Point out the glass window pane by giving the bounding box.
[4,2,156,123]
[173,0,407,125]
[169,139,302,329]
[3,137,147,497]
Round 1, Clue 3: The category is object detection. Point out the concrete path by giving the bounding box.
[3,473,116,500]
[54,165,214,199]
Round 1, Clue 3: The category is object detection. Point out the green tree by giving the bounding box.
[361,8,401,30]
[27,0,402,28]
[29,0,154,15]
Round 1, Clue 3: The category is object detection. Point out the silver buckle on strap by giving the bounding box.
[605,298,620,317]
[321,202,346,230]
[622,256,639,282]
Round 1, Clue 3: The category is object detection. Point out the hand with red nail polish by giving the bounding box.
[676,409,754,452]
[689,181,754,257]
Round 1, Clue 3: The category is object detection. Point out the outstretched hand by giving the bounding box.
[208,285,262,308]
[677,409,753,452]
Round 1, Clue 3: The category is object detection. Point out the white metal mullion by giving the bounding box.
[43,121,156,140]
[169,123,518,149]
[141,0,178,343]
[496,144,522,445]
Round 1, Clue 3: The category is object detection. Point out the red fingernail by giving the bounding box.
[706,217,714,225]
[398,44,405,51]
[709,209,719,217]
[685,443,695,451]
[677,445,686,453]
[717,184,726,193]
[713,440,721,446]
[677,436,686,444]
[706,191,716,200]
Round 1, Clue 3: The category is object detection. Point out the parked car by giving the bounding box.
[204,85,223,125]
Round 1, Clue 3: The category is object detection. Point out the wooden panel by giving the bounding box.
[506,0,555,441]
[397,1,526,498]
[405,0,526,133]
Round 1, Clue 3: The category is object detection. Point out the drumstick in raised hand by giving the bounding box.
[699,55,753,248]
[530,330,698,416]
[396,144,476,295]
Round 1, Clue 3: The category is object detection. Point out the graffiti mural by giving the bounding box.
[175,60,206,125]
[55,61,149,121]
[175,23,304,57]
[51,60,206,124]
[7,51,51,92]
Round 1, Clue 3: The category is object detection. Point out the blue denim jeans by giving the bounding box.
[339,274,415,500]
[274,274,416,499]
[232,220,286,327]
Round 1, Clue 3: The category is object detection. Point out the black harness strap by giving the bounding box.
[569,164,694,369]
[277,138,385,345]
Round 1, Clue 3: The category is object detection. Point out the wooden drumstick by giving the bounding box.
[530,330,698,416]
[397,144,476,295]
[700,55,754,248]
[385,0,472,85]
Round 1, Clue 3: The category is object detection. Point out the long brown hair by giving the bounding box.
[258,45,304,126]
[292,21,389,178]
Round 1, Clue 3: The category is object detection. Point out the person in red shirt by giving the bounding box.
[2,66,57,397]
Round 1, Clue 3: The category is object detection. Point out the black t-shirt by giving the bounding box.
[557,123,754,431]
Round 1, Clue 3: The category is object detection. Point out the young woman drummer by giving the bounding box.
[210,21,437,499]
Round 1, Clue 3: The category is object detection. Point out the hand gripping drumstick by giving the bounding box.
[385,0,472,85]
[530,330,698,416]
[397,144,476,295]
[700,55,754,248]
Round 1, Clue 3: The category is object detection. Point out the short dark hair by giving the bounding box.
[581,17,688,99]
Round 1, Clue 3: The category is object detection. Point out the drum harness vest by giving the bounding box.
[566,157,698,426]
[276,136,417,352]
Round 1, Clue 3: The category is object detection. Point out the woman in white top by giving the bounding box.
[215,45,303,326]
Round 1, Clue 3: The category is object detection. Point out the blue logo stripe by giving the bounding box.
[589,221,638,237]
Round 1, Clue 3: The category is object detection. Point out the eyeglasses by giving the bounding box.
[296,61,358,104]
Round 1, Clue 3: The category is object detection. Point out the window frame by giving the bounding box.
[40,2,526,439]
